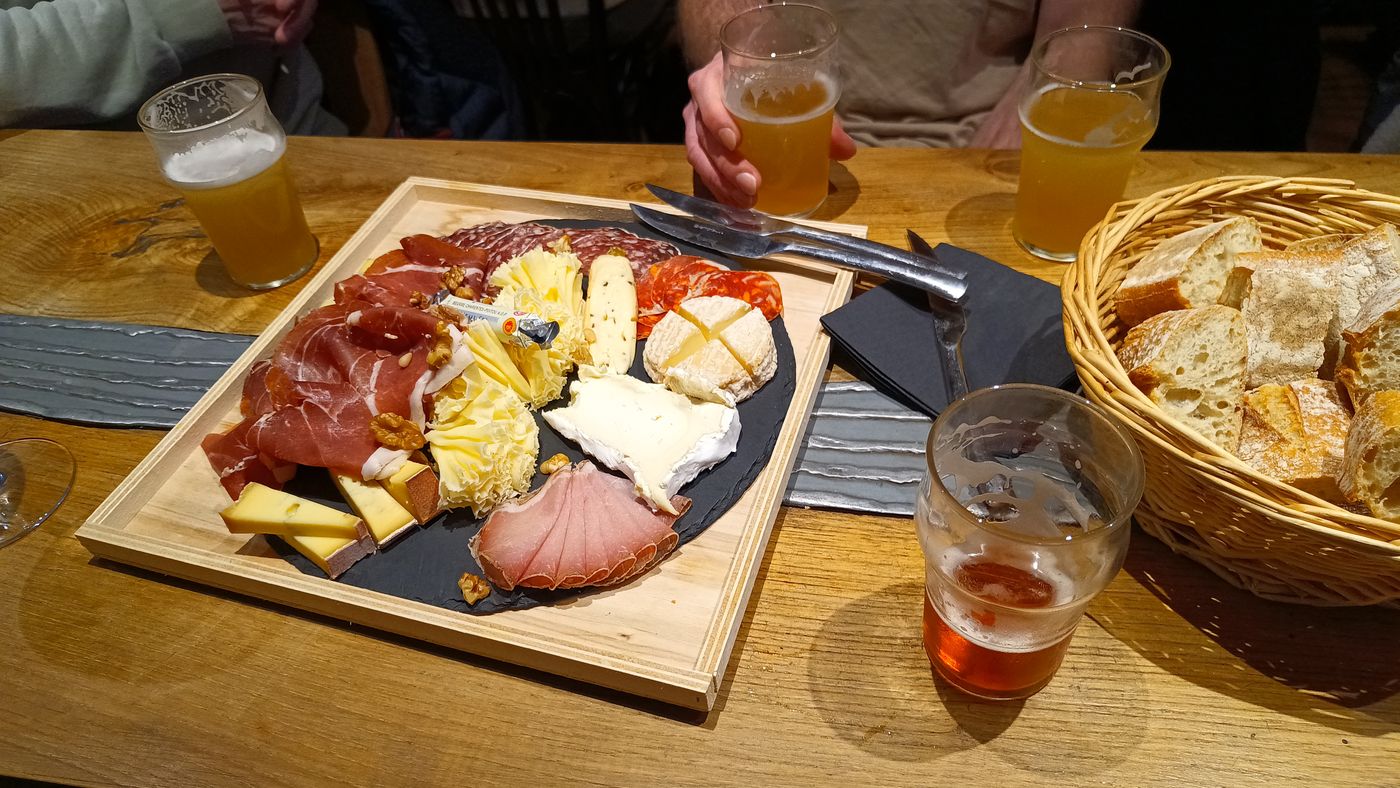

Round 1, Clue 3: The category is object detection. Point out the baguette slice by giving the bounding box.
[1238,378,1350,501]
[1240,263,1338,388]
[1340,389,1400,519]
[1286,233,1356,253]
[1337,277,1400,407]
[1114,216,1262,327]
[1117,305,1247,452]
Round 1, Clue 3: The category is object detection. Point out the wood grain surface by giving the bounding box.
[2,130,1398,787]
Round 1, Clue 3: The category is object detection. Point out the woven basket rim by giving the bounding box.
[1064,174,1400,554]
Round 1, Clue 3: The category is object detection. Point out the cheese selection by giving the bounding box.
[542,366,740,514]
[218,483,375,578]
[332,472,418,547]
[643,296,777,406]
[584,252,638,373]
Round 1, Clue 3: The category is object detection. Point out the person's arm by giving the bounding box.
[0,0,231,127]
[678,0,752,69]
[968,0,1142,149]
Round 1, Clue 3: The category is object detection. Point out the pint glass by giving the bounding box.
[916,385,1144,700]
[139,74,318,289]
[721,4,840,217]
[1013,26,1169,262]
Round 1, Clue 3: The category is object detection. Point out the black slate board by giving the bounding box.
[277,221,797,614]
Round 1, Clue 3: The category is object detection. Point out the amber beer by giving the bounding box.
[165,133,318,289]
[1013,87,1156,259]
[140,74,318,290]
[721,3,840,217]
[922,560,1075,699]
[729,77,837,217]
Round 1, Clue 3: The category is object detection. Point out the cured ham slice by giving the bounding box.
[334,238,489,308]
[444,221,678,283]
[470,461,689,592]
[636,255,784,338]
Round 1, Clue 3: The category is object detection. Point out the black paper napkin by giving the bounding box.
[820,242,1077,418]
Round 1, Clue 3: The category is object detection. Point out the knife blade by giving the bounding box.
[908,229,969,404]
[631,204,968,305]
[647,183,966,284]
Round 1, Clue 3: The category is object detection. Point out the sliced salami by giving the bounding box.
[444,221,678,284]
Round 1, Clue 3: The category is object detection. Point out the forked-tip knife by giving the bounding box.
[908,229,969,404]
[631,203,968,306]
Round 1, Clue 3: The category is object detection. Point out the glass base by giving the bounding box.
[1014,234,1078,263]
[234,238,319,290]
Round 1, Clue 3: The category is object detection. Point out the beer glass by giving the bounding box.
[0,438,76,548]
[139,74,319,289]
[1013,26,1170,262]
[721,3,840,217]
[916,385,1144,700]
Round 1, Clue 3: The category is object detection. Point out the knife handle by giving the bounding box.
[776,238,968,305]
[784,225,966,283]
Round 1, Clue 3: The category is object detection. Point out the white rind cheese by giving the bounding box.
[542,366,740,514]
[585,254,637,373]
[643,296,777,405]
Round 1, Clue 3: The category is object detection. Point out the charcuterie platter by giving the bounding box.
[76,178,858,710]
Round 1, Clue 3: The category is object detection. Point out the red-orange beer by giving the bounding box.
[923,561,1074,699]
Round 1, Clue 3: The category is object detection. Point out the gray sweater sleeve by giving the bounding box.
[0,0,231,127]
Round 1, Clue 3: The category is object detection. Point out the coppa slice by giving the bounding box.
[643,296,777,405]
[470,461,689,592]
[542,366,739,514]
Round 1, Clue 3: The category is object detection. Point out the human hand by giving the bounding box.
[683,52,856,208]
[968,64,1029,150]
[219,0,318,48]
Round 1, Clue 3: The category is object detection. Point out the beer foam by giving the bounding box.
[162,129,283,189]
[726,74,838,125]
[929,553,1079,653]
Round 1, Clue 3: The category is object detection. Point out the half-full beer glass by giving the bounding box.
[917,385,1144,700]
[1013,26,1169,262]
[721,3,839,217]
[139,74,318,289]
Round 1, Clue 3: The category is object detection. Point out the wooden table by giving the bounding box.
[2,130,1397,787]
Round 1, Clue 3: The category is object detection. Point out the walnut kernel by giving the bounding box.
[369,412,426,451]
[458,572,491,605]
[539,453,571,475]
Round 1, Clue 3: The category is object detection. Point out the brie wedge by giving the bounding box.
[643,296,777,405]
[542,366,740,513]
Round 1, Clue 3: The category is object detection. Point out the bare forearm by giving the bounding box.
[678,0,758,69]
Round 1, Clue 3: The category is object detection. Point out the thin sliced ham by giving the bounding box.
[470,461,688,592]
[334,237,489,309]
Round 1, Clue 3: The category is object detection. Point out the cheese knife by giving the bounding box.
[646,183,966,285]
[631,204,968,306]
[907,229,970,404]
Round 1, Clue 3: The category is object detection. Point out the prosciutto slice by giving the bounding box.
[334,237,489,308]
[470,461,689,592]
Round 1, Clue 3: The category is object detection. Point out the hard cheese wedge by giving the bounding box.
[220,482,368,540]
[282,531,376,579]
[643,296,776,405]
[585,253,637,373]
[542,366,739,514]
[332,472,417,547]
[381,460,443,524]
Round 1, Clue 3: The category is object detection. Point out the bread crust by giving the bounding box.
[1340,389,1400,517]
[1113,216,1261,327]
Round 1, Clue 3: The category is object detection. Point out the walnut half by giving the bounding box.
[458,572,491,605]
[539,453,570,475]
[426,321,453,369]
[369,412,426,451]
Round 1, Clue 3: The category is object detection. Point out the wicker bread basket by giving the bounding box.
[1063,176,1400,606]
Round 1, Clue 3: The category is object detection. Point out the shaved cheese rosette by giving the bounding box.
[428,368,539,516]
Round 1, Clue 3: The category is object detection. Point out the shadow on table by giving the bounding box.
[805,580,1146,773]
[810,161,860,223]
[1096,534,1400,735]
[195,249,269,299]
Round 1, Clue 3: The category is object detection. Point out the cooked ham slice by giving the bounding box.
[470,461,688,592]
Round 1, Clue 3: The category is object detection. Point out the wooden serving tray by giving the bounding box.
[76,178,859,710]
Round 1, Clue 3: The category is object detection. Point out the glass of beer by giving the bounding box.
[916,385,1144,700]
[1013,26,1170,262]
[721,3,840,217]
[138,74,318,289]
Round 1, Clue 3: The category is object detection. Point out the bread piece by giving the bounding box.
[1324,224,1400,374]
[1337,277,1400,406]
[1113,216,1262,327]
[1240,263,1338,388]
[1117,305,1247,452]
[1238,379,1350,500]
[1287,233,1356,253]
[1340,389,1400,519]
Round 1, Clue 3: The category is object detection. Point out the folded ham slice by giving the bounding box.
[470,461,689,592]
[334,236,489,308]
